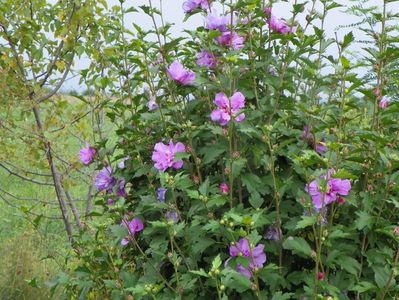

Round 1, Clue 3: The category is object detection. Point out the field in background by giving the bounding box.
[0,93,115,298]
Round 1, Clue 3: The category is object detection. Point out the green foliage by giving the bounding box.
[1,0,399,299]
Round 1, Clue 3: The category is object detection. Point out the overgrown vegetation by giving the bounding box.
[1,0,398,299]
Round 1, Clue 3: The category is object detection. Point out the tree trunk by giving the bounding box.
[32,106,75,243]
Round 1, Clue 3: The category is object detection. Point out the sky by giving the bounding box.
[61,0,385,91]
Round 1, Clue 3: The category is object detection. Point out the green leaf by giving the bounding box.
[232,158,247,177]
[26,277,39,288]
[295,215,317,229]
[148,221,168,228]
[342,31,354,49]
[336,256,360,275]
[282,237,312,257]
[212,254,222,270]
[350,281,376,293]
[271,291,294,300]
[110,224,127,239]
[328,229,352,239]
[373,265,390,288]
[221,269,251,293]
[355,211,374,230]
[340,56,350,69]
[187,190,200,200]
[248,192,264,208]
[332,169,357,180]
[190,269,209,278]
[199,177,210,196]
[201,144,226,164]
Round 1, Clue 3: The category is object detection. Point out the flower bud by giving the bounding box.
[317,272,325,281]
[232,151,240,159]
[192,175,200,184]
[219,183,229,194]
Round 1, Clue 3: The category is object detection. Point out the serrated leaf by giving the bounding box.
[342,31,354,49]
[199,177,210,196]
[271,291,294,300]
[212,254,222,270]
[190,269,209,277]
[355,211,374,230]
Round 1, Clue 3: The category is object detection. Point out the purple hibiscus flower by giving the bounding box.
[305,169,351,209]
[196,50,217,68]
[157,187,167,202]
[216,31,245,50]
[316,141,327,154]
[152,141,186,172]
[379,96,389,109]
[264,8,294,34]
[118,156,130,169]
[226,238,266,278]
[94,166,116,192]
[210,92,245,126]
[121,217,144,246]
[79,143,96,165]
[264,225,282,241]
[166,61,196,85]
[183,0,209,13]
[116,178,127,198]
[147,99,159,111]
[205,13,230,31]
[165,210,179,224]
[268,16,293,34]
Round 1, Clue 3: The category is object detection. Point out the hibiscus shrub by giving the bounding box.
[56,0,399,299]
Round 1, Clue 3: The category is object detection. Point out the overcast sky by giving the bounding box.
[63,0,386,91]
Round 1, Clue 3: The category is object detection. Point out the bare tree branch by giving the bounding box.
[0,186,58,205]
[50,101,105,133]
[36,54,75,104]
[85,183,95,219]
[0,163,54,186]
[0,193,62,220]
[32,105,75,242]
[2,161,52,177]
[38,40,65,87]
[65,191,84,230]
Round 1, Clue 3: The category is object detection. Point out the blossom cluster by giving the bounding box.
[205,13,245,50]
